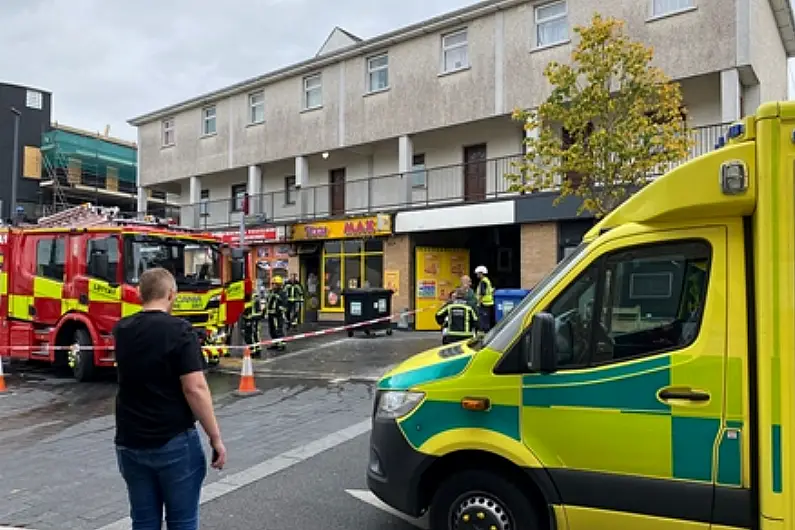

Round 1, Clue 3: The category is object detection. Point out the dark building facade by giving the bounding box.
[0,82,52,219]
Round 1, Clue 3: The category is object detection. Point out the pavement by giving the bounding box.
[0,330,441,530]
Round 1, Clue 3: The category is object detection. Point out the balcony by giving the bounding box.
[181,122,731,230]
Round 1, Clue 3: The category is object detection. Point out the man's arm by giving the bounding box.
[174,325,227,469]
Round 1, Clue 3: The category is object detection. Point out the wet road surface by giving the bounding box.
[0,331,440,529]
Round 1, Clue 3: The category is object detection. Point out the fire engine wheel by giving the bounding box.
[71,329,96,383]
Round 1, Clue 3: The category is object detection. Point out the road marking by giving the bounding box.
[346,489,429,529]
[256,337,351,364]
[95,418,372,530]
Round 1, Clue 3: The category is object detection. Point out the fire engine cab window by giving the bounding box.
[86,237,119,283]
[36,238,66,281]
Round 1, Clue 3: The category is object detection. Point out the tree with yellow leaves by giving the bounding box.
[511,14,692,217]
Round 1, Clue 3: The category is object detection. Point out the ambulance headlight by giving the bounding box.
[720,161,748,195]
[376,391,424,420]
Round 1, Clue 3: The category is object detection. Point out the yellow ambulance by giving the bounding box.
[367,101,795,530]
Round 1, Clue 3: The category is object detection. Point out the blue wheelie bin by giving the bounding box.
[494,289,530,322]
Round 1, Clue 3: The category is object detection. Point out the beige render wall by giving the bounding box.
[520,222,558,288]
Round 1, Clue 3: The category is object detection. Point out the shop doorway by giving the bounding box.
[463,144,487,202]
[329,168,346,216]
[301,253,321,323]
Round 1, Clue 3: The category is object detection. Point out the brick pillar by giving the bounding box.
[383,234,411,312]
[520,222,558,288]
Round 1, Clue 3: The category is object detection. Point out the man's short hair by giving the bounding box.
[139,268,176,304]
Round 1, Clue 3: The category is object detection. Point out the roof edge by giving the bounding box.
[770,0,795,57]
[51,122,138,149]
[127,0,520,126]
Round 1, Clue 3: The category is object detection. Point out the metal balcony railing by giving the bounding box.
[180,122,732,230]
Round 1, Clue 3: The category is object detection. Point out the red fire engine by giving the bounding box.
[0,204,250,381]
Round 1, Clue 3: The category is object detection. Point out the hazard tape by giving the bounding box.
[0,304,441,354]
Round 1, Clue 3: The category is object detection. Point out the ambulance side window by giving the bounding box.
[36,237,66,281]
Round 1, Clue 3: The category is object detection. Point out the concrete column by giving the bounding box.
[720,68,742,123]
[188,176,201,228]
[137,187,148,218]
[248,165,262,215]
[398,135,414,206]
[524,114,541,187]
[295,156,309,219]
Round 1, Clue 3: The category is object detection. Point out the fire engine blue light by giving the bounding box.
[715,136,726,150]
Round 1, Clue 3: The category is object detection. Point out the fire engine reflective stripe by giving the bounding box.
[9,295,33,320]
[87,279,121,302]
[61,298,87,315]
[121,302,140,317]
[226,281,245,301]
[0,272,7,296]
[33,276,63,301]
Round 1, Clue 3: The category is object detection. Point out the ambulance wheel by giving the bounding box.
[429,470,540,530]
[71,329,96,383]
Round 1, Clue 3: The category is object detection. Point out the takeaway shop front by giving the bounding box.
[214,226,289,291]
[290,214,392,322]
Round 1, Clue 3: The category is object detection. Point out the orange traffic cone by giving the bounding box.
[0,358,7,393]
[234,347,261,397]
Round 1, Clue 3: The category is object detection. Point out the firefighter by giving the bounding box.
[474,265,495,332]
[285,273,305,329]
[242,287,264,357]
[266,276,288,351]
[435,288,479,345]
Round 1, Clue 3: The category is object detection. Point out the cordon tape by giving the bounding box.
[0,304,442,354]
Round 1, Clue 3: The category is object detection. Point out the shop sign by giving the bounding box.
[215,226,284,245]
[291,214,392,241]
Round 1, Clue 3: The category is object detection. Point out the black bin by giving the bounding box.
[342,288,394,337]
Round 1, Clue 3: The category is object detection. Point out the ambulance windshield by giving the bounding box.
[123,235,222,288]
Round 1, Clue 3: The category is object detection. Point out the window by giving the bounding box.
[410,154,427,188]
[285,176,297,205]
[200,189,210,217]
[442,29,469,73]
[25,90,42,110]
[535,1,568,48]
[322,239,384,310]
[202,106,217,136]
[544,240,711,369]
[367,54,389,92]
[249,91,265,124]
[36,237,66,281]
[162,118,175,146]
[651,0,695,17]
[303,74,322,110]
[231,184,247,212]
[86,236,120,283]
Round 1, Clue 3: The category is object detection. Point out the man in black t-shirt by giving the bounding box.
[113,267,227,530]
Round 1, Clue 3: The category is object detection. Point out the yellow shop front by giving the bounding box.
[289,214,394,322]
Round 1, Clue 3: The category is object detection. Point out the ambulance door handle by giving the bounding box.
[658,387,710,402]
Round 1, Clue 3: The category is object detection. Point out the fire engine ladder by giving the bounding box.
[35,203,121,228]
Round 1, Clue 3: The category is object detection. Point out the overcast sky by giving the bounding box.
[2,0,794,143]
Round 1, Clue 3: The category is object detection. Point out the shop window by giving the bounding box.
[322,239,384,310]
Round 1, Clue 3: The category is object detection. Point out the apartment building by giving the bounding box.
[130,0,795,325]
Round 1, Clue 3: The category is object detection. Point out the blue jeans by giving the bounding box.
[116,429,207,530]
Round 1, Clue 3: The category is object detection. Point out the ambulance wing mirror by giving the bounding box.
[525,312,557,374]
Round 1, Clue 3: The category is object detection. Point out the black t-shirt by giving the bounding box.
[113,310,205,449]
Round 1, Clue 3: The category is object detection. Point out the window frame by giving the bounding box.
[201,105,217,136]
[200,189,210,217]
[36,236,67,282]
[366,53,390,93]
[230,183,247,213]
[162,118,175,147]
[248,91,265,124]
[303,74,323,110]
[649,0,696,19]
[534,0,569,49]
[321,239,384,311]
[410,153,427,188]
[285,175,297,205]
[441,29,469,74]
